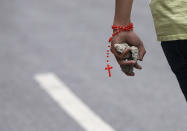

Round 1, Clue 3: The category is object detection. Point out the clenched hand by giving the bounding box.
[110,31,146,76]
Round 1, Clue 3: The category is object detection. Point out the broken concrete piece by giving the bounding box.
[114,43,139,74]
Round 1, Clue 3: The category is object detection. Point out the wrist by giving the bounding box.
[113,19,131,32]
[113,18,131,26]
[108,22,134,42]
[112,22,133,32]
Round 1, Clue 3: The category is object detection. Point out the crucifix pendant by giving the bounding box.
[105,64,113,77]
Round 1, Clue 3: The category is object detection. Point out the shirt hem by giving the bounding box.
[157,34,187,42]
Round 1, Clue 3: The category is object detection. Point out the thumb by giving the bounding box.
[138,41,146,61]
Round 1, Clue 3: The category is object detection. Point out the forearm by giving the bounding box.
[113,0,133,25]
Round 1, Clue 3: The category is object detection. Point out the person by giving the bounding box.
[110,0,187,101]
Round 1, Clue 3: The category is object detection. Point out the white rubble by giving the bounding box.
[114,43,139,74]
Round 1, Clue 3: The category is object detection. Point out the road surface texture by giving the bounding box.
[0,0,187,131]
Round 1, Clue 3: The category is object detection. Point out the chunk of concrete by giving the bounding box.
[114,43,139,74]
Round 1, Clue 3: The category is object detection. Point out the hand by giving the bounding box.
[110,31,146,76]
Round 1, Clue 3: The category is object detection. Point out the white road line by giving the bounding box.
[34,73,115,131]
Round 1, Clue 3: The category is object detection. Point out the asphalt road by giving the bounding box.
[0,0,187,131]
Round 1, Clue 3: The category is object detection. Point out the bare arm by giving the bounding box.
[113,0,133,25]
[111,0,146,76]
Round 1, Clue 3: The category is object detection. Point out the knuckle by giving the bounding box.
[124,72,129,75]
[119,61,123,65]
[120,61,126,65]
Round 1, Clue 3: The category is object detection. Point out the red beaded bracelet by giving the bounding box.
[108,22,134,42]
[105,22,134,77]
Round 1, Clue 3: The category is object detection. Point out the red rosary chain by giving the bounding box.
[108,22,134,42]
[105,22,134,77]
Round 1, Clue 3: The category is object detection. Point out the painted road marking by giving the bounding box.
[34,73,115,131]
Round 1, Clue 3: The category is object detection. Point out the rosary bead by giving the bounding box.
[108,37,113,42]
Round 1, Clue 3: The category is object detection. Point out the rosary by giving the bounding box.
[105,22,134,77]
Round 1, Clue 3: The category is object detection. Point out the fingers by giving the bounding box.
[124,63,142,76]
[120,48,131,59]
[118,60,136,76]
[111,41,146,61]
[110,47,121,59]
[118,60,142,76]
[125,72,135,76]
[118,60,136,66]
[138,41,146,61]
[134,63,142,70]
[118,60,142,70]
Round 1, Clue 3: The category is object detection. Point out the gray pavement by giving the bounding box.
[0,0,187,131]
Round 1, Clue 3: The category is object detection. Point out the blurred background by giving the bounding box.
[1,0,187,131]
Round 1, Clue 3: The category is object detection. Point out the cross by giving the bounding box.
[105,64,113,77]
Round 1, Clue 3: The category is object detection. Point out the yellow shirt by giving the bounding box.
[149,0,187,41]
